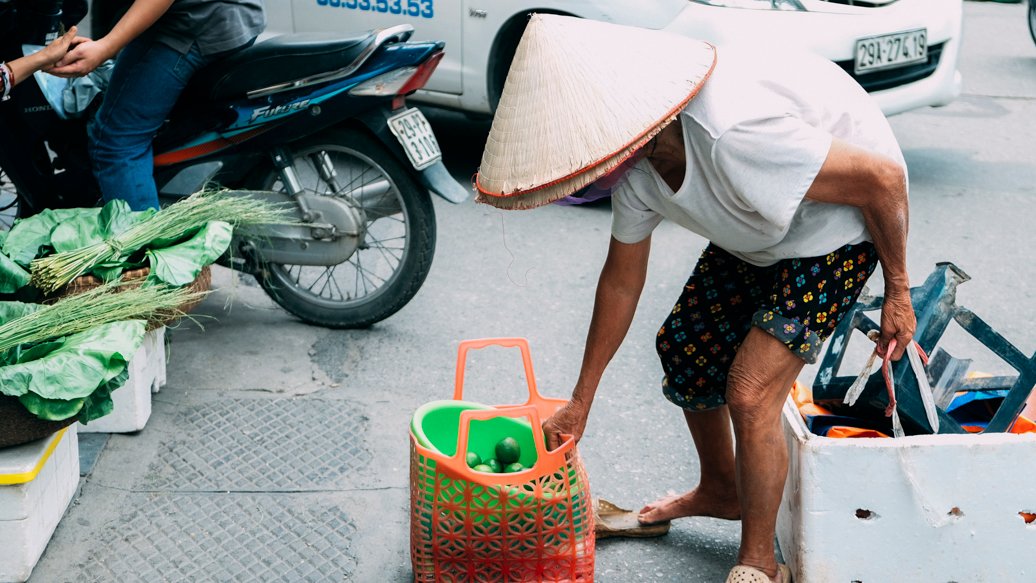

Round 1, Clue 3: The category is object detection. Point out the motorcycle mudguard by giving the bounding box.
[418,161,470,204]
[353,107,469,204]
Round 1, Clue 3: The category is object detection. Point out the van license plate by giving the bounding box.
[854,29,927,75]
[388,108,442,171]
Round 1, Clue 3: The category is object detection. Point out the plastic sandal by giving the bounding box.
[593,497,671,539]
[725,564,792,583]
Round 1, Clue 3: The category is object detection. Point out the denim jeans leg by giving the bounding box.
[87,40,209,211]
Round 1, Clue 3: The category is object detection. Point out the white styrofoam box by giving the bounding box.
[78,327,166,434]
[0,428,80,583]
[777,398,1036,583]
[151,326,167,394]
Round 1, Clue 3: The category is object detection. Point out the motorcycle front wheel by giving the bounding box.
[247,127,436,328]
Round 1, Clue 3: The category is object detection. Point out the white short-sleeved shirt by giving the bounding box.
[610,45,906,266]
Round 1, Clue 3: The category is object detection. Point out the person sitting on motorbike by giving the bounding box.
[49,0,265,211]
[0,26,78,101]
[475,15,915,583]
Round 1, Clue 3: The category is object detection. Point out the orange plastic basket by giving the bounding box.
[409,338,595,582]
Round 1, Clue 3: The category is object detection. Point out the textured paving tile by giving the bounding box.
[140,398,372,491]
[78,493,357,582]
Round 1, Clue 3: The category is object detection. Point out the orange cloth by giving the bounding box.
[827,427,890,439]
[791,381,890,439]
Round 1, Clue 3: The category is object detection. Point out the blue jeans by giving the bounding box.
[88,39,211,211]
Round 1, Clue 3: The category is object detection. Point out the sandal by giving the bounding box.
[593,497,671,539]
[725,564,792,583]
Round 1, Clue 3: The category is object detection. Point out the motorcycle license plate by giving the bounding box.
[854,29,927,75]
[388,108,442,171]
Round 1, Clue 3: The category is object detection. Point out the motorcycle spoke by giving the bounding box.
[366,239,404,265]
[350,254,389,297]
[305,266,334,295]
[288,265,303,286]
[327,265,348,300]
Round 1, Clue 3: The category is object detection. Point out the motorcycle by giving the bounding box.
[0,0,468,328]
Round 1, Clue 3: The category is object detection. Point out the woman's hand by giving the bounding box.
[48,36,115,78]
[542,399,591,451]
[37,26,80,70]
[878,287,916,361]
[6,26,80,87]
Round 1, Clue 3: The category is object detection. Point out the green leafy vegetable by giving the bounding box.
[0,252,30,293]
[0,282,202,423]
[146,221,233,286]
[2,207,108,265]
[0,321,144,422]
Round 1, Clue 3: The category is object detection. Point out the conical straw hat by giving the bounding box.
[475,14,716,210]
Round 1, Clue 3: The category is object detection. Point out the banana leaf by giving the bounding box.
[18,369,129,424]
[0,301,42,322]
[146,220,232,286]
[2,206,137,265]
[0,252,30,293]
[0,319,145,422]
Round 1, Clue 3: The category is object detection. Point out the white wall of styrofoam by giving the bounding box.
[777,398,1036,582]
[0,428,79,583]
[78,327,166,434]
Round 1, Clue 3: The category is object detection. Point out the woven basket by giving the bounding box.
[0,395,76,450]
[56,265,212,327]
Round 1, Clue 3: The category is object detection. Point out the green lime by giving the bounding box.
[471,463,495,473]
[485,458,503,473]
[495,437,521,465]
[504,462,525,473]
[465,451,481,468]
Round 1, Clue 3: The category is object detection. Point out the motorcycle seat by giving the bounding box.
[186,32,377,102]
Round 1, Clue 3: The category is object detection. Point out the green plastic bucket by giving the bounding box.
[409,399,538,468]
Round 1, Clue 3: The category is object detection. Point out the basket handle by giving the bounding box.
[454,337,546,405]
[431,404,574,486]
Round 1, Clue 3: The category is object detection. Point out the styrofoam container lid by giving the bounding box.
[0,429,68,486]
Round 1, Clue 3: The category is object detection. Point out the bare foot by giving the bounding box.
[637,487,741,523]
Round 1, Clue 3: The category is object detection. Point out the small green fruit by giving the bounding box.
[495,437,521,465]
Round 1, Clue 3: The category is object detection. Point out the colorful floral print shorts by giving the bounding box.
[656,242,878,411]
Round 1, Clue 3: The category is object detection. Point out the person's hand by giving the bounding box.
[35,26,80,70]
[48,36,114,78]
[542,399,590,451]
[878,287,915,361]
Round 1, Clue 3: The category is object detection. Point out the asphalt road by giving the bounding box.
[27,3,1036,582]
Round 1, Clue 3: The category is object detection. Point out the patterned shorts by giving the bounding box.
[656,242,878,411]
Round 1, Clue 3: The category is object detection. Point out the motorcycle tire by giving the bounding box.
[0,169,17,230]
[1030,0,1036,48]
[247,126,436,329]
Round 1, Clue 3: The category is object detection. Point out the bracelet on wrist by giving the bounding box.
[0,62,13,101]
